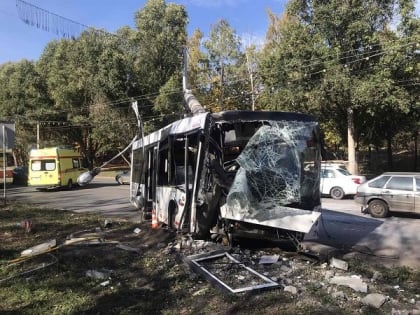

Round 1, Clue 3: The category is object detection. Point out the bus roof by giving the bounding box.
[211,110,318,123]
[132,110,318,149]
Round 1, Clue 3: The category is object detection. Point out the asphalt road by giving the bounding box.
[5,178,420,268]
[5,177,142,222]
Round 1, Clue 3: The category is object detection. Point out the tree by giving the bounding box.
[133,0,187,118]
[261,1,416,173]
[260,11,327,114]
[201,19,249,111]
[0,60,53,164]
[36,29,138,166]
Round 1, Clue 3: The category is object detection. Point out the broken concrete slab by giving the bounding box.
[361,293,388,308]
[329,275,368,293]
[284,285,298,295]
[329,257,348,271]
[259,255,279,264]
[85,269,112,280]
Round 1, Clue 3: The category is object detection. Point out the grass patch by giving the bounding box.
[1,202,419,314]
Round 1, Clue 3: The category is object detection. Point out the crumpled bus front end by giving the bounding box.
[215,119,322,243]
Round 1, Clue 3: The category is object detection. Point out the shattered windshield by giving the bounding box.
[226,120,320,211]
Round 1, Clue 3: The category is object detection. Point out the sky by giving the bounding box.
[0,0,419,65]
[0,0,288,64]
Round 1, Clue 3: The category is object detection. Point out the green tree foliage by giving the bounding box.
[261,1,418,171]
[36,31,137,166]
[0,60,53,164]
[201,20,249,111]
[133,0,187,117]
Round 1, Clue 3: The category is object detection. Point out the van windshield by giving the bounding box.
[31,159,56,171]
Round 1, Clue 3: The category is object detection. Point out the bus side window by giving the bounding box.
[158,148,169,185]
[173,139,185,185]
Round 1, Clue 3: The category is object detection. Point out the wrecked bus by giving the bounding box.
[130,110,322,244]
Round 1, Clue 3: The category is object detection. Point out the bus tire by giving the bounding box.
[168,201,178,229]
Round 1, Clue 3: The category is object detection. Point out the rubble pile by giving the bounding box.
[166,237,420,313]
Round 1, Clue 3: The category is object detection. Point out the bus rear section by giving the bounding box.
[28,147,86,190]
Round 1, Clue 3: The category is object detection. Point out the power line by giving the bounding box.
[16,0,88,39]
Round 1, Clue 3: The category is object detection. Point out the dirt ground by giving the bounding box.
[1,206,419,315]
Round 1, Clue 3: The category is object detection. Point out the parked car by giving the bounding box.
[354,172,420,218]
[320,163,366,200]
[115,170,130,185]
[12,166,28,186]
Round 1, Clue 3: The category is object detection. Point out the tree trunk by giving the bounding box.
[386,135,393,171]
[347,107,358,174]
[414,129,418,171]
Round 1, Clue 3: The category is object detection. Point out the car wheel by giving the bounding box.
[368,199,389,218]
[330,187,344,200]
[67,179,73,190]
[116,176,124,185]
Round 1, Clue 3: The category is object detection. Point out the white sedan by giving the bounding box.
[320,165,366,200]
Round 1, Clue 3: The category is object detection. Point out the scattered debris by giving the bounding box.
[284,285,298,295]
[0,254,58,284]
[20,239,56,257]
[329,257,349,271]
[133,228,141,234]
[86,269,111,280]
[64,236,105,245]
[362,293,388,308]
[259,255,279,265]
[185,250,281,294]
[329,275,368,293]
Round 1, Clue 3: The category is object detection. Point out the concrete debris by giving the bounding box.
[86,269,112,280]
[361,293,388,308]
[329,257,348,271]
[192,288,209,296]
[284,285,298,295]
[259,255,279,264]
[165,237,417,311]
[324,270,335,280]
[329,275,368,293]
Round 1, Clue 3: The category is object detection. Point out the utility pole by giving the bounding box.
[245,50,255,111]
[37,121,40,149]
[347,107,357,174]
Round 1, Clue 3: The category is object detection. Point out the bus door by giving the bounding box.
[145,145,158,214]
[172,132,199,231]
[155,138,171,224]
[130,147,145,211]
